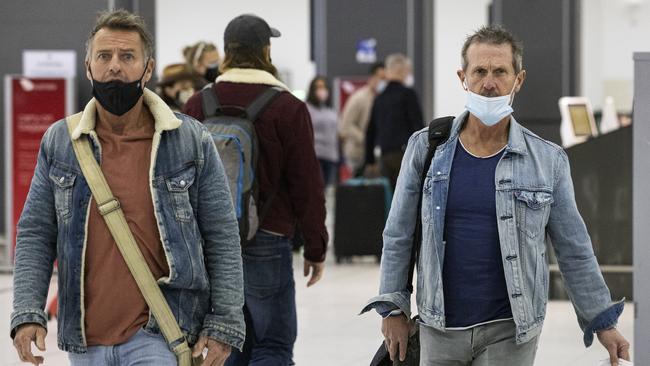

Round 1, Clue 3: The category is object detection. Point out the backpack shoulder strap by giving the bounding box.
[200,83,221,119]
[406,116,454,294]
[423,116,454,177]
[245,87,284,121]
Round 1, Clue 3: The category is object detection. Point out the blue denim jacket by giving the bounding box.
[362,112,624,347]
[10,89,245,353]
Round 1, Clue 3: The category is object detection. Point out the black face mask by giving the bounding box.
[203,66,220,82]
[90,62,148,116]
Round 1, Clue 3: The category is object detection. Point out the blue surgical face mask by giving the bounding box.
[464,79,518,126]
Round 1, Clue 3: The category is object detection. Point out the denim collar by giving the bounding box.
[448,110,529,156]
[70,88,182,140]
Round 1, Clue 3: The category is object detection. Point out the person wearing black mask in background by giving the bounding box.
[156,63,196,112]
[183,41,221,89]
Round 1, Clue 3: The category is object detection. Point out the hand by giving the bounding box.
[597,328,630,366]
[192,335,231,366]
[304,259,324,287]
[381,314,410,362]
[13,324,47,365]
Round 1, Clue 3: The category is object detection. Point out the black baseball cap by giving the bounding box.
[224,14,281,49]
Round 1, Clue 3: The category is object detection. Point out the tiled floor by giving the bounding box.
[0,258,634,365]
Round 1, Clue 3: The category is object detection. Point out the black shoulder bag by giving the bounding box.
[370,116,454,366]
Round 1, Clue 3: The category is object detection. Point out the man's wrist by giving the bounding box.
[596,325,616,333]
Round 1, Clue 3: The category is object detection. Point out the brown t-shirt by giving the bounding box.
[84,108,169,346]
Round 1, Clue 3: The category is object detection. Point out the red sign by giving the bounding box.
[5,77,73,260]
[333,77,368,114]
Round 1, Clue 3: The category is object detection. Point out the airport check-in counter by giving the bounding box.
[546,126,633,301]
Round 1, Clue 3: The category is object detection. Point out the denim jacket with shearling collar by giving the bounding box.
[11,89,245,353]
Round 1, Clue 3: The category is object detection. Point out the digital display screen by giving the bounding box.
[568,104,593,136]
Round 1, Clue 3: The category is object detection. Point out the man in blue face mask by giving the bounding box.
[362,25,630,366]
[11,9,245,366]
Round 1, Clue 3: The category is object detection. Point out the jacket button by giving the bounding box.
[59,177,65,183]
[180,180,186,187]
[435,206,441,210]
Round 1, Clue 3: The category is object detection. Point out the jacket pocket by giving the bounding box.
[49,167,77,220]
[165,165,196,222]
[532,252,549,320]
[514,190,553,239]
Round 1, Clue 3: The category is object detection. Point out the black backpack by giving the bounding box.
[200,85,283,244]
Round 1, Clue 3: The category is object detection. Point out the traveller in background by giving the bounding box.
[340,62,385,176]
[364,53,423,189]
[306,75,340,186]
[156,63,196,112]
[11,9,244,366]
[183,14,328,366]
[183,40,221,88]
[362,25,630,366]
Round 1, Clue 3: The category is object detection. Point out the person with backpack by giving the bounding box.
[183,14,328,366]
[361,25,630,366]
[11,10,243,366]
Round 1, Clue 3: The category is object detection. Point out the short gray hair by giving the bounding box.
[85,9,154,63]
[461,25,523,73]
[385,53,411,72]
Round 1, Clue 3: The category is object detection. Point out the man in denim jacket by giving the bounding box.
[362,25,630,366]
[11,10,243,366]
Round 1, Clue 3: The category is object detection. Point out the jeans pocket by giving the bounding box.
[242,252,284,299]
[139,326,162,339]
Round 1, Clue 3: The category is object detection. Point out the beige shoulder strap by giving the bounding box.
[66,113,193,366]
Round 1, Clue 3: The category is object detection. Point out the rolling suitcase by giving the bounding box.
[334,177,392,263]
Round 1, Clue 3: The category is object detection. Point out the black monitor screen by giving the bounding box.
[568,104,593,136]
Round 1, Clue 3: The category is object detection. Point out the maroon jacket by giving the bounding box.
[183,69,328,262]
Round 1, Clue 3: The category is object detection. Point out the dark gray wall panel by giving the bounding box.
[319,0,408,78]
[491,0,579,144]
[0,0,155,238]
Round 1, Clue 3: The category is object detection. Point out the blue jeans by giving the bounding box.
[319,159,337,186]
[225,231,297,366]
[419,320,539,365]
[68,328,176,365]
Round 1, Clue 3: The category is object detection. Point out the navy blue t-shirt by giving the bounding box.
[442,141,512,328]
